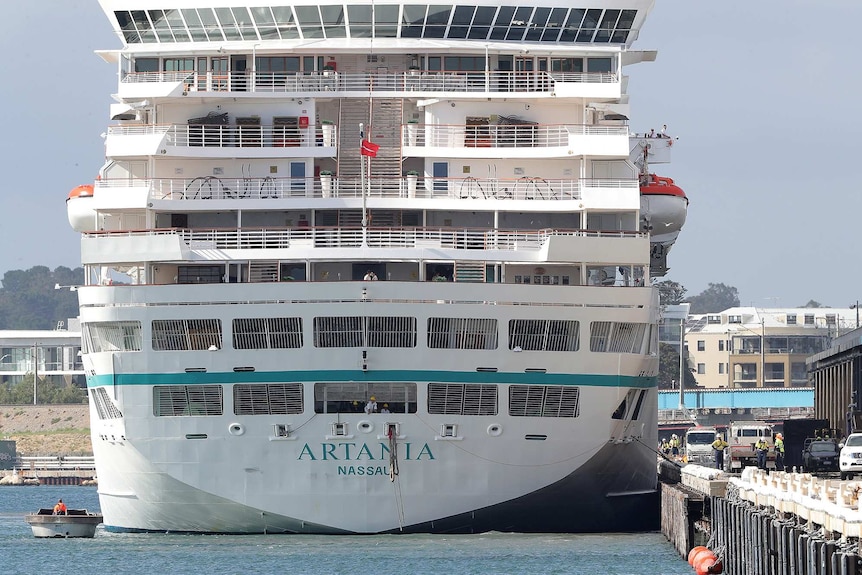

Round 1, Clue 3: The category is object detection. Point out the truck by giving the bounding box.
[684,426,718,466]
[725,421,776,472]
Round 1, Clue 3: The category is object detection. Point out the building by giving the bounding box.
[808,327,862,437]
[685,307,857,389]
[0,318,85,391]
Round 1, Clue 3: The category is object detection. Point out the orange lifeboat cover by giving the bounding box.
[640,174,687,199]
[67,184,94,201]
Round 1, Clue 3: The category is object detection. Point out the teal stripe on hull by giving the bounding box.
[86,370,656,389]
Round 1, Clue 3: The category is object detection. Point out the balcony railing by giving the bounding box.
[100,176,636,201]
[120,70,619,95]
[86,226,645,252]
[107,124,336,148]
[403,123,629,149]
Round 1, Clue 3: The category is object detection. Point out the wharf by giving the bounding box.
[663,465,862,574]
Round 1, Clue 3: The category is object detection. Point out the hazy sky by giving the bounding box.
[2,1,860,308]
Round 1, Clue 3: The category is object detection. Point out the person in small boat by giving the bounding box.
[52,499,67,515]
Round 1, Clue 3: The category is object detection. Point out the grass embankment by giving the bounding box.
[0,405,92,456]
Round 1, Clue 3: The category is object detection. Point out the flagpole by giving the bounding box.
[360,122,367,246]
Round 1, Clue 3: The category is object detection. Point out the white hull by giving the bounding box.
[84,281,660,533]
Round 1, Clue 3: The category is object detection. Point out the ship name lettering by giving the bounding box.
[297,442,435,461]
[338,466,388,476]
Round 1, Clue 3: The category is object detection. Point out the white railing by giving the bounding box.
[85,226,644,252]
[120,70,619,95]
[404,123,629,148]
[100,177,636,201]
[107,124,336,149]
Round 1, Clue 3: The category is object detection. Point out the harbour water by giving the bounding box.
[0,486,690,574]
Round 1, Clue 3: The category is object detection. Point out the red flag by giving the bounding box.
[360,139,380,157]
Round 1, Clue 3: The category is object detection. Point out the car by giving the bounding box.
[801,439,839,473]
[840,433,862,479]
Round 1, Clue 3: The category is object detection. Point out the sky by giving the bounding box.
[1,1,860,308]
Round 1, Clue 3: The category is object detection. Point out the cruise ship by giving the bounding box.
[67,0,685,533]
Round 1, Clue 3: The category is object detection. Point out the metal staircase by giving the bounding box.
[337,98,404,193]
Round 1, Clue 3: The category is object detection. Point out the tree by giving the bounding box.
[654,280,687,306]
[0,266,83,329]
[658,343,699,389]
[687,283,740,314]
[0,374,86,405]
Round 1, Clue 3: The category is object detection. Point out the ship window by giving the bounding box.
[83,321,142,353]
[314,382,417,414]
[295,5,324,38]
[91,388,124,420]
[425,5,451,38]
[234,383,303,415]
[587,58,613,73]
[233,317,303,349]
[509,319,579,352]
[152,319,222,351]
[427,318,498,350]
[509,385,580,418]
[374,4,400,37]
[428,383,498,415]
[550,58,583,73]
[320,5,346,38]
[153,385,223,416]
[177,265,223,284]
[401,4,427,38]
[314,316,416,348]
[589,321,649,354]
[348,5,373,37]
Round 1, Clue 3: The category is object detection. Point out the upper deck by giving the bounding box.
[100,1,656,49]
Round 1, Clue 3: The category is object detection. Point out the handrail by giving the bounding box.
[96,176,637,201]
[83,226,647,252]
[403,123,628,148]
[120,70,619,95]
[108,123,336,148]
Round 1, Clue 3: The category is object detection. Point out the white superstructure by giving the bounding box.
[68,0,683,533]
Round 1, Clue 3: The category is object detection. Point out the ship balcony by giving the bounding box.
[100,176,635,203]
[105,124,337,158]
[118,70,620,100]
[403,123,629,158]
[80,226,648,267]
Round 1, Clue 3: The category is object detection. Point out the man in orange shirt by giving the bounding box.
[52,499,67,515]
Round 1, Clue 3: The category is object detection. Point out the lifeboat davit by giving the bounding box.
[640,174,688,276]
[66,184,97,232]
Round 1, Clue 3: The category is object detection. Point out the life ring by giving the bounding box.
[228,423,245,436]
[357,420,374,433]
[487,424,503,437]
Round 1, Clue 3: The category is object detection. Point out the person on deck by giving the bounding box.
[774,433,785,471]
[365,396,378,414]
[52,499,67,515]
[755,438,769,470]
[711,435,728,470]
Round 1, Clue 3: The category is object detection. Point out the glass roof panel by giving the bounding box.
[214,7,242,40]
[424,5,450,38]
[250,7,279,40]
[348,5,373,37]
[271,6,299,39]
[131,10,156,43]
[232,7,258,41]
[115,11,141,44]
[296,6,324,38]
[181,9,207,41]
[198,8,224,41]
[375,4,400,37]
[320,5,346,38]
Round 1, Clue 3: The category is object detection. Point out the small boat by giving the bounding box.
[25,509,103,538]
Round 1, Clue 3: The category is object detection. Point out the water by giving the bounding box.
[0,486,691,575]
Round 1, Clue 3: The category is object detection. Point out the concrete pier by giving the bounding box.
[663,465,862,574]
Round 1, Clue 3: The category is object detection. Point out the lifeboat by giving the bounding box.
[66,184,97,232]
[640,174,689,277]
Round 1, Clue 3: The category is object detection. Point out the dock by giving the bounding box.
[0,455,96,486]
[663,465,862,574]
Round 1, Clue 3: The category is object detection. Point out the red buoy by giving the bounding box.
[688,546,708,565]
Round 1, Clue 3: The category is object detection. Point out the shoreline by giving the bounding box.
[0,405,92,457]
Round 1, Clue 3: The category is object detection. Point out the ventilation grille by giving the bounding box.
[428,383,498,415]
[427,317,498,349]
[153,385,223,416]
[509,385,580,418]
[90,387,123,420]
[314,316,416,348]
[152,319,222,351]
[234,383,303,415]
[509,319,579,351]
[233,317,303,349]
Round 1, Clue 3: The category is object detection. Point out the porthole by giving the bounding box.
[357,420,374,434]
[228,423,245,436]
[487,424,503,437]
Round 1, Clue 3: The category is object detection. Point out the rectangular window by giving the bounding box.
[787,314,797,325]
[152,319,222,351]
[706,315,721,324]
[153,385,223,416]
[233,317,303,349]
[697,340,705,352]
[728,315,742,324]
[428,318,498,349]
[234,383,303,415]
[804,314,815,325]
[589,321,648,354]
[83,321,142,353]
[718,363,725,375]
[314,382,417,414]
[697,363,706,374]
[509,319,579,351]
[313,316,416,348]
[509,385,580,418]
[427,383,497,415]
[718,340,725,352]
[177,265,223,284]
